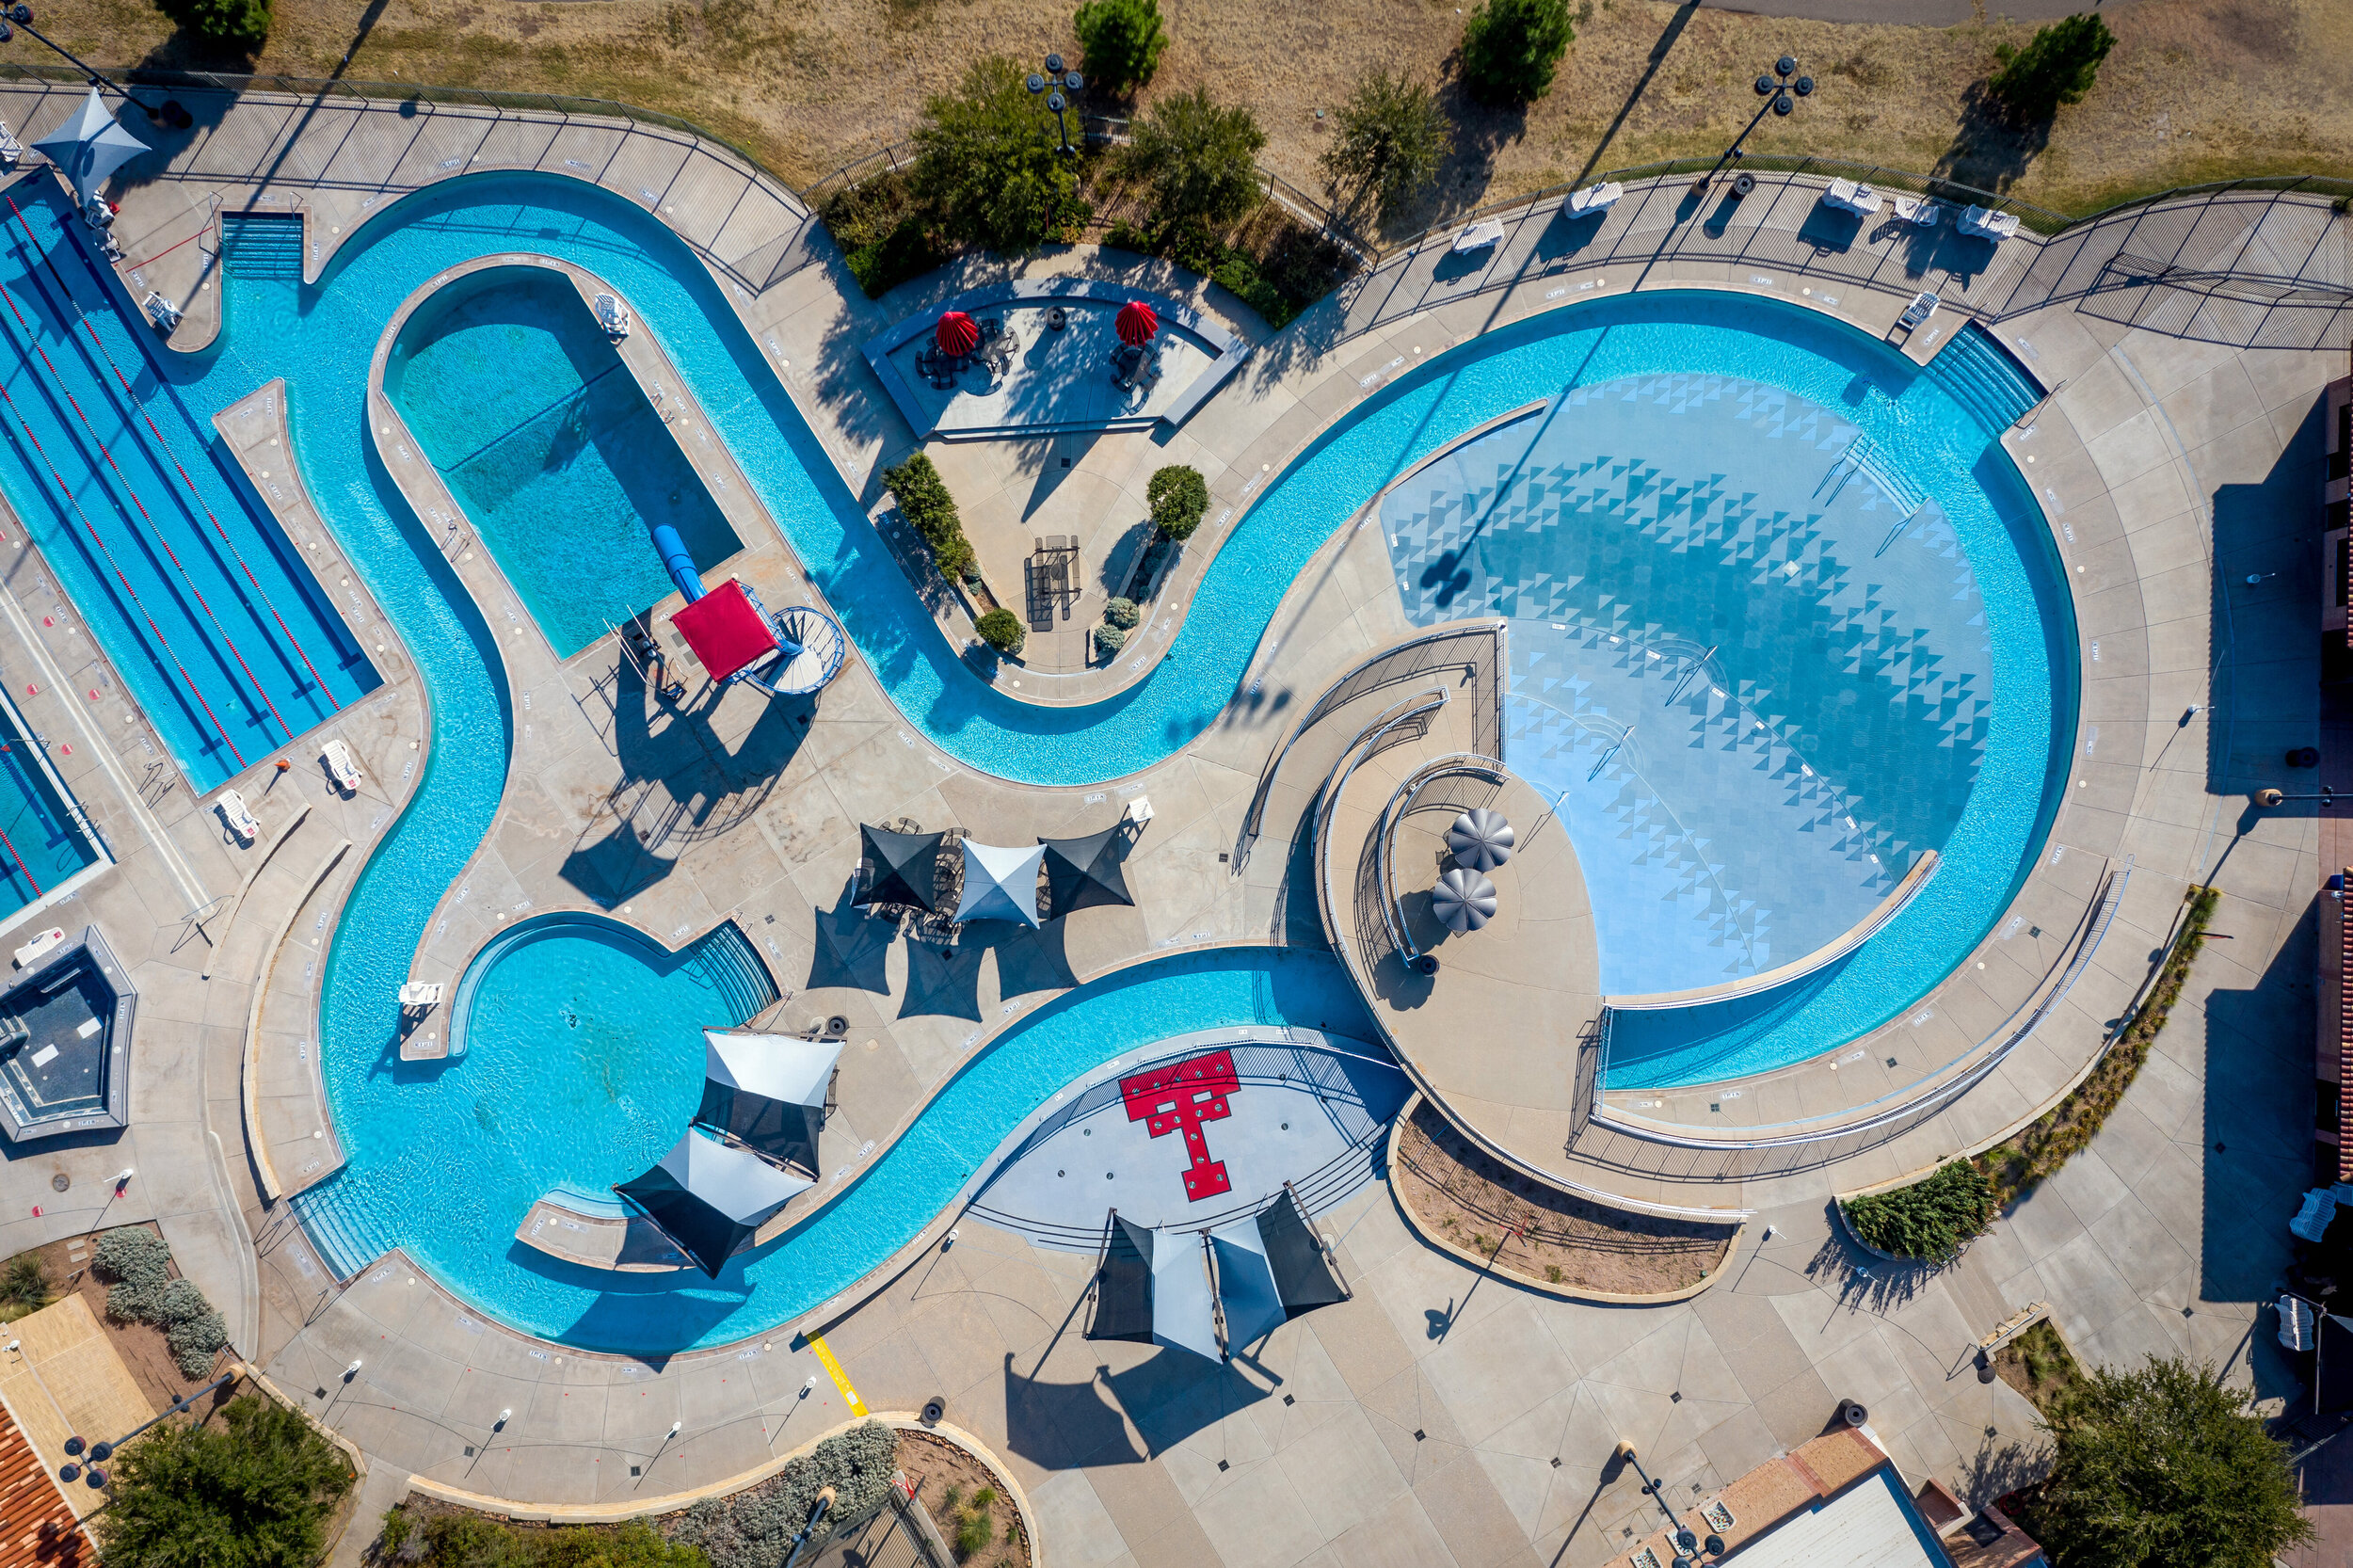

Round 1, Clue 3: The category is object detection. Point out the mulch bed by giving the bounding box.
[1393,1101,1737,1296]
[8,1224,233,1415]
[896,1428,1031,1568]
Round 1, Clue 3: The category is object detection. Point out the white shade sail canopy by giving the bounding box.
[955,839,1044,926]
[704,1030,840,1108]
[1209,1218,1287,1352]
[657,1126,810,1222]
[1151,1231,1222,1361]
[35,88,149,208]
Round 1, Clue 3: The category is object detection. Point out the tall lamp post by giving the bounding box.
[0,4,190,128]
[60,1370,237,1488]
[1613,1442,1727,1567]
[1690,55,1812,197]
[1026,53,1083,156]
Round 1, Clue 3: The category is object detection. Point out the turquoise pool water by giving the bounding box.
[71,165,2071,1348]
[385,267,744,658]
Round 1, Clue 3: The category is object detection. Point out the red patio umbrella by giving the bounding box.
[1115,300,1160,346]
[935,311,981,355]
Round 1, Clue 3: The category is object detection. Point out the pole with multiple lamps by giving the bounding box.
[58,1371,237,1489]
[1613,1441,1727,1567]
[0,5,189,127]
[1025,53,1084,156]
[1690,56,1813,198]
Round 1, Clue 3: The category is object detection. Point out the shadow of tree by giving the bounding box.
[1959,1431,2051,1509]
[1932,81,2055,195]
[1804,1208,1945,1315]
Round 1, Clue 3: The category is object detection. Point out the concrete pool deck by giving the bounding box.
[0,74,2342,1567]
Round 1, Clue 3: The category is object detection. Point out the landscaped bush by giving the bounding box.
[1093,622,1128,657]
[97,1395,355,1568]
[95,1224,231,1376]
[1125,88,1265,231]
[667,1421,900,1568]
[1989,13,2117,121]
[0,1252,48,1318]
[392,1511,706,1568]
[1977,886,2217,1208]
[97,1225,172,1321]
[1102,218,1153,253]
[1459,0,1574,107]
[975,609,1027,656]
[1073,0,1166,94]
[155,0,271,47]
[912,56,1093,255]
[1146,464,1209,541]
[881,453,977,582]
[1839,1159,1995,1261]
[1103,596,1140,630]
[1320,71,1447,224]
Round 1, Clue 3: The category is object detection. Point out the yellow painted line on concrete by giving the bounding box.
[807,1335,866,1416]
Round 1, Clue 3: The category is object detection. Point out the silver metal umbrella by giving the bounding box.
[1431,868,1497,934]
[1447,808,1514,872]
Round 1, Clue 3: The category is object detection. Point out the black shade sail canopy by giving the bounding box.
[1084,1214,1158,1343]
[855,824,943,912]
[1257,1186,1351,1315]
[616,1128,810,1278]
[696,1030,840,1178]
[1040,826,1134,917]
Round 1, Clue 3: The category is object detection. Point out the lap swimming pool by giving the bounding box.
[75,164,2074,1351]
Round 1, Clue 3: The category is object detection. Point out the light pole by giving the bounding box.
[1026,53,1084,156]
[1614,1442,1726,1567]
[2255,786,2334,808]
[1691,55,1813,197]
[0,5,190,128]
[61,1371,236,1487]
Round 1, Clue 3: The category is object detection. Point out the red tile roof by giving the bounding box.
[0,1395,87,1568]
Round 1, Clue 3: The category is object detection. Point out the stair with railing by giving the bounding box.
[1930,322,2046,435]
[218,212,305,281]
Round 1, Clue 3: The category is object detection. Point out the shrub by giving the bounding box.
[1209,249,1294,328]
[95,1395,355,1568]
[822,171,945,300]
[912,56,1092,255]
[1460,0,1574,106]
[952,1512,991,1560]
[2029,1357,2313,1568]
[1319,71,1447,224]
[1839,1159,1993,1260]
[1093,622,1128,656]
[882,453,978,583]
[1126,87,1266,230]
[168,1301,231,1378]
[976,609,1027,655]
[1990,13,2117,122]
[1146,465,1209,541]
[0,1253,47,1313]
[156,0,271,47]
[667,1422,898,1568]
[97,1225,172,1321]
[1103,596,1140,630]
[1073,0,1165,94]
[1102,218,1153,252]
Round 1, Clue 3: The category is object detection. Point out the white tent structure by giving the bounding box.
[696,1030,840,1177]
[34,88,148,209]
[616,1126,810,1277]
[955,840,1044,926]
[1149,1230,1223,1362]
[1209,1217,1287,1352]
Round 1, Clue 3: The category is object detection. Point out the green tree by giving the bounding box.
[975,608,1026,655]
[1838,1159,1994,1260]
[1126,88,1266,230]
[881,453,977,582]
[1073,0,1166,95]
[155,0,271,46]
[1989,13,2117,121]
[2033,1357,2313,1568]
[911,56,1089,255]
[1319,71,1447,224]
[96,1396,355,1568]
[1146,465,1209,541]
[1459,0,1574,106]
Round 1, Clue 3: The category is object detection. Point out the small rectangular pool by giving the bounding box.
[385,266,744,659]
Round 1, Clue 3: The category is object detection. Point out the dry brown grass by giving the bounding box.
[51,0,2353,221]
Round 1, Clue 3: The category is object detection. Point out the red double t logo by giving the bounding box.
[1119,1049,1241,1202]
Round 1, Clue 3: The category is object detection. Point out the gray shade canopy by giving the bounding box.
[1431,868,1498,934]
[35,88,149,209]
[1447,808,1515,872]
[956,840,1045,926]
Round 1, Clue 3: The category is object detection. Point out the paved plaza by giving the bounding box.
[0,72,2342,1568]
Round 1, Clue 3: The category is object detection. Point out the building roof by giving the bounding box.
[0,1295,154,1522]
[0,1386,89,1568]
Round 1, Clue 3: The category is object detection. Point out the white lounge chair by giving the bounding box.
[1957,205,2020,241]
[322,739,362,792]
[12,927,63,968]
[397,981,444,1009]
[218,789,261,843]
[1897,291,1939,332]
[1450,219,1506,254]
[1822,178,1882,216]
[1890,194,1941,227]
[594,293,632,340]
[1122,795,1154,830]
[1567,181,1623,216]
[141,292,183,333]
[0,120,24,171]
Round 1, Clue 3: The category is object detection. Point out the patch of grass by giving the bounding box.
[1996,1319,2082,1416]
[1840,1158,1996,1261]
[1977,887,2218,1209]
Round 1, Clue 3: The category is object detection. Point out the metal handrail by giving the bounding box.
[1373,751,1507,964]
[1311,689,1450,957]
